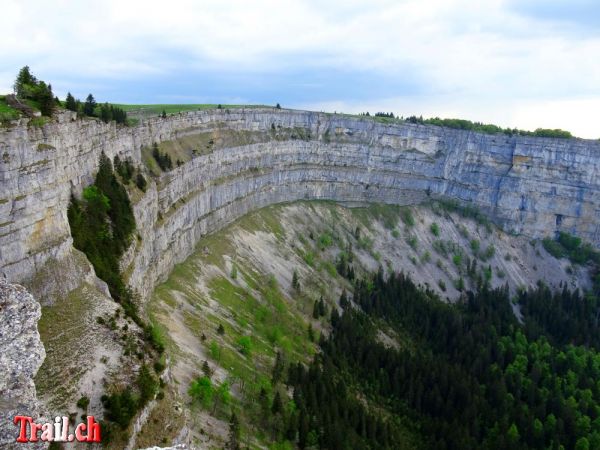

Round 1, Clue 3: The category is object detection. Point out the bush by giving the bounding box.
[189,376,213,408]
[405,235,418,250]
[145,324,165,354]
[542,238,566,258]
[558,232,581,252]
[151,143,173,171]
[77,396,90,410]
[481,245,495,261]
[453,254,462,267]
[102,389,138,429]
[421,251,431,264]
[438,280,446,292]
[430,222,440,237]
[400,209,415,227]
[237,336,253,356]
[137,365,158,406]
[318,233,333,250]
[135,173,147,192]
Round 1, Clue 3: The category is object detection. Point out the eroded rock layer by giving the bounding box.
[0,278,45,447]
[1,108,598,302]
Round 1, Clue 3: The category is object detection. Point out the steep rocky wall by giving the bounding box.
[0,108,599,303]
[0,278,45,448]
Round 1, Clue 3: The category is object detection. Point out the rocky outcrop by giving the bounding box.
[0,108,599,303]
[0,278,45,447]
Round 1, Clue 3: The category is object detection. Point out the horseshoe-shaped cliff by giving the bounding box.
[1,108,598,303]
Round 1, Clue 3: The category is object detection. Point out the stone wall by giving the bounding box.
[0,278,45,448]
[1,108,599,303]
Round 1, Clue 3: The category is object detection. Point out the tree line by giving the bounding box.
[12,66,128,124]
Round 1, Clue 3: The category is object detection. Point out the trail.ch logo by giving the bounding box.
[13,415,101,443]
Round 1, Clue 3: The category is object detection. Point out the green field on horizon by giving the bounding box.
[113,103,271,119]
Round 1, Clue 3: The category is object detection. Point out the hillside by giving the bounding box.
[146,201,591,448]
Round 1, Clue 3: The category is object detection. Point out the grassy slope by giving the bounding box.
[147,202,445,448]
[0,95,20,121]
[145,199,591,448]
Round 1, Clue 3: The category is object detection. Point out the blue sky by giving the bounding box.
[2,0,599,137]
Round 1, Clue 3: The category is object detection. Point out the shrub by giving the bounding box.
[303,251,315,267]
[189,376,213,408]
[453,254,462,267]
[135,173,147,192]
[481,245,495,260]
[151,143,173,171]
[137,365,158,406]
[237,336,252,356]
[557,232,581,252]
[421,251,431,264]
[318,232,333,250]
[400,208,415,227]
[430,222,440,237]
[405,235,418,250]
[76,396,90,410]
[102,389,138,429]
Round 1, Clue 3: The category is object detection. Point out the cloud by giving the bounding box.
[1,0,598,137]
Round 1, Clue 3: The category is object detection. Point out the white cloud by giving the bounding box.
[1,0,598,137]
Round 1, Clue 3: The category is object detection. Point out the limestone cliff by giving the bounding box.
[0,108,599,303]
[0,278,45,448]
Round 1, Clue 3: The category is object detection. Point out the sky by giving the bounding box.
[1,0,599,137]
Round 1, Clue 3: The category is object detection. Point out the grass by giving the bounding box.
[0,95,20,122]
[141,126,312,178]
[237,205,285,240]
[134,385,185,448]
[35,283,100,410]
[114,103,270,120]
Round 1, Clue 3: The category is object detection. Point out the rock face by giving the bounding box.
[0,108,599,303]
[0,278,45,447]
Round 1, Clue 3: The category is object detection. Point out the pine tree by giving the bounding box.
[14,66,37,98]
[340,290,349,309]
[271,391,283,415]
[259,388,270,422]
[36,81,55,116]
[312,300,320,319]
[292,269,300,290]
[318,297,326,316]
[202,360,211,378]
[100,102,112,123]
[65,92,78,112]
[227,412,241,450]
[83,94,97,116]
[272,351,285,384]
[135,173,147,192]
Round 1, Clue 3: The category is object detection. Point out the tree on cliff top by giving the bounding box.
[65,92,78,112]
[13,66,37,98]
[13,66,56,116]
[83,94,97,116]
